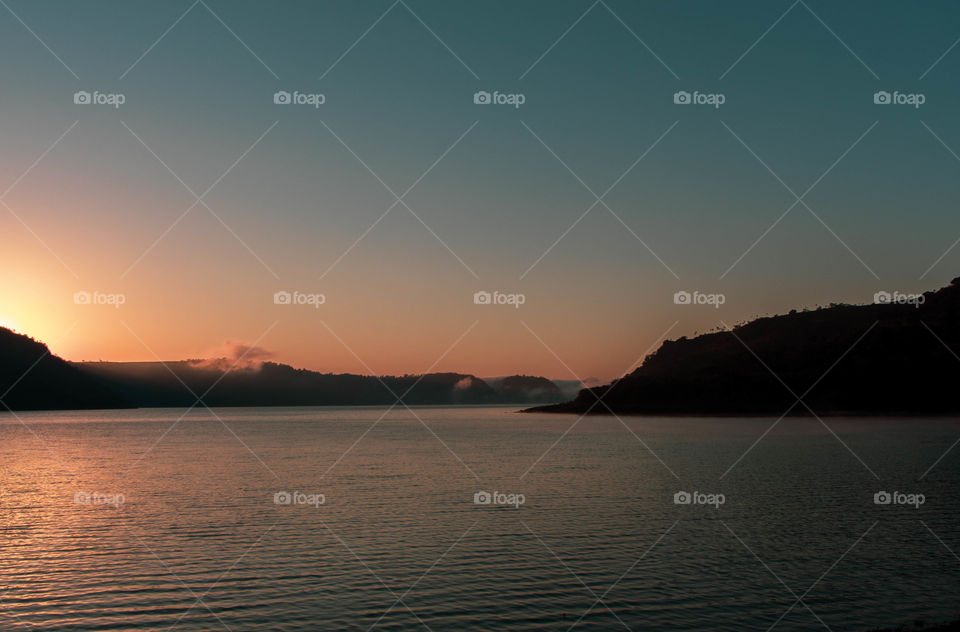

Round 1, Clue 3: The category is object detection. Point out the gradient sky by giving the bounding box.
[2,0,960,381]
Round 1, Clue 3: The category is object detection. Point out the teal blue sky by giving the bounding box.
[2,0,960,380]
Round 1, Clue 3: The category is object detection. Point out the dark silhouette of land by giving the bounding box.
[0,327,567,411]
[527,277,960,416]
[6,276,960,414]
[75,362,564,408]
[0,328,130,410]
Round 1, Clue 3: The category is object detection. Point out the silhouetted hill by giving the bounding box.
[483,375,562,403]
[0,327,129,411]
[74,361,565,407]
[528,277,960,416]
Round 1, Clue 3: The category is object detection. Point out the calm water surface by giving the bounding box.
[1,407,958,631]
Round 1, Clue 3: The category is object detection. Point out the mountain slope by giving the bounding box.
[0,327,130,411]
[528,277,960,415]
[74,361,565,407]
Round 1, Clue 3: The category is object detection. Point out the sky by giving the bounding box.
[2,0,960,382]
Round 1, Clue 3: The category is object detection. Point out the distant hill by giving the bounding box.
[0,327,129,411]
[482,375,562,403]
[528,277,960,416]
[73,361,565,408]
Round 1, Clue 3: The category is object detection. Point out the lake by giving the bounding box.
[1,407,957,631]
